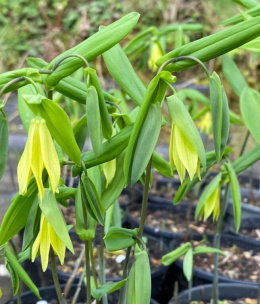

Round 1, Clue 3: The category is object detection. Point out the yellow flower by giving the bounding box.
[148,40,163,72]
[103,158,116,188]
[169,123,201,183]
[198,186,220,221]
[197,112,212,135]
[17,117,60,201]
[0,286,2,298]
[32,213,66,271]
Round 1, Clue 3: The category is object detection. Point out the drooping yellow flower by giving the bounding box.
[17,117,60,201]
[32,213,66,271]
[169,123,201,183]
[198,186,220,222]
[103,158,116,188]
[148,40,163,72]
[197,112,212,135]
[0,285,2,298]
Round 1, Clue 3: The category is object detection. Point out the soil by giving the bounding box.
[239,227,260,241]
[178,238,260,283]
[128,204,216,235]
[56,231,165,280]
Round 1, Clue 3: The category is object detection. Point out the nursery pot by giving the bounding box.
[168,283,260,304]
[172,234,260,291]
[125,202,218,244]
[5,284,159,304]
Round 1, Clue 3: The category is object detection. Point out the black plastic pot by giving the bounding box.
[39,231,169,301]
[227,215,260,244]
[168,283,260,304]
[172,234,260,291]
[5,284,159,304]
[125,202,219,244]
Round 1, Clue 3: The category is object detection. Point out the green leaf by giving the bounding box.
[224,163,241,232]
[240,87,260,143]
[222,55,248,97]
[75,184,96,241]
[152,151,173,178]
[209,72,230,162]
[221,5,260,25]
[104,227,138,251]
[6,262,20,295]
[73,115,88,151]
[0,111,8,180]
[91,279,127,301]
[232,145,260,174]
[193,246,226,256]
[73,124,133,176]
[103,43,146,106]
[85,86,102,157]
[126,244,151,304]
[162,243,191,265]
[84,67,112,139]
[183,248,193,282]
[44,13,140,89]
[26,97,81,165]
[124,71,175,185]
[0,178,38,245]
[5,245,40,298]
[81,172,105,225]
[40,189,74,253]
[157,16,260,71]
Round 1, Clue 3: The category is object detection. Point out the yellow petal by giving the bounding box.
[49,224,66,265]
[203,188,220,221]
[30,119,44,201]
[171,125,186,182]
[0,286,2,298]
[39,119,60,194]
[31,212,45,262]
[212,187,220,221]
[196,160,201,181]
[169,124,175,171]
[175,126,198,181]
[39,215,51,271]
[17,119,36,195]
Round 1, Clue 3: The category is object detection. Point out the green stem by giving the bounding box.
[89,241,99,289]
[212,183,230,304]
[85,240,92,304]
[138,157,152,238]
[47,90,53,100]
[99,226,108,304]
[118,246,132,304]
[9,240,21,304]
[50,248,63,304]
[239,131,250,157]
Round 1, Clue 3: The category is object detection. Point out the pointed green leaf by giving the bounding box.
[75,185,96,241]
[224,162,241,232]
[44,13,140,89]
[162,243,191,266]
[6,262,20,295]
[209,72,230,162]
[92,279,127,301]
[40,189,74,253]
[232,145,260,174]
[240,87,260,144]
[81,172,105,225]
[104,227,138,251]
[193,246,226,256]
[84,68,112,139]
[183,248,193,282]
[0,178,38,245]
[222,55,248,97]
[73,115,88,151]
[5,245,40,298]
[0,111,8,180]
[86,86,102,157]
[103,43,146,106]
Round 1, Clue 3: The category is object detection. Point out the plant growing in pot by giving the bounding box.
[1,8,260,304]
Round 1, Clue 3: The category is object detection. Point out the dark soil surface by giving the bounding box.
[191,299,257,304]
